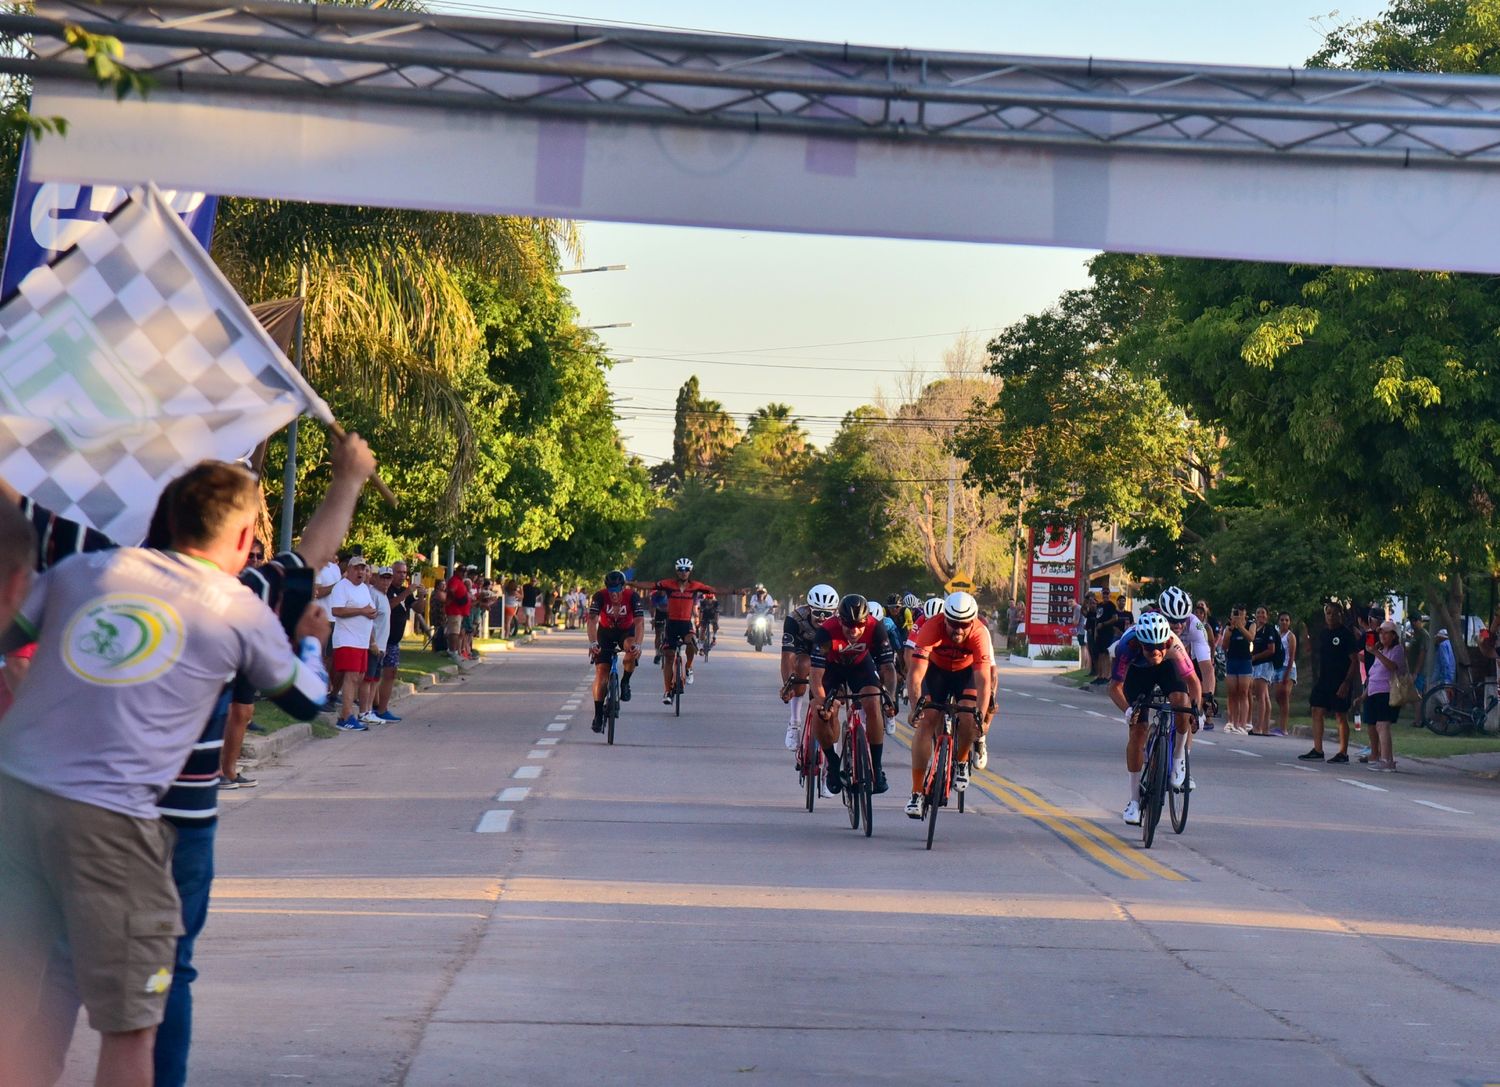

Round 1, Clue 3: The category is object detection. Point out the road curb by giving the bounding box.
[240,658,493,769]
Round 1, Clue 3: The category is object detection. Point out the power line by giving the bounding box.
[627,353,938,375]
[624,450,963,486]
[623,327,1007,357]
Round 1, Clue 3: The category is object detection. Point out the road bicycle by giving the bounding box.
[1133,694,1195,848]
[696,620,717,659]
[795,694,824,812]
[819,688,878,838]
[598,644,623,745]
[669,639,686,717]
[913,698,977,850]
[1421,679,1500,736]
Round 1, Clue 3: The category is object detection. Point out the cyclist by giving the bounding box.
[867,600,901,726]
[697,589,720,654]
[883,594,910,698]
[641,558,716,703]
[1107,611,1203,826]
[649,586,670,664]
[1158,585,1216,735]
[586,571,644,732]
[780,583,839,750]
[904,591,994,819]
[809,594,894,797]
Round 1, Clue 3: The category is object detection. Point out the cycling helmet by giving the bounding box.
[903,593,921,610]
[1135,612,1172,646]
[604,570,626,591]
[923,597,944,620]
[838,594,869,626]
[867,601,886,622]
[943,591,979,623]
[754,582,765,591]
[675,557,694,573]
[885,593,901,608]
[1158,585,1192,622]
[806,583,839,615]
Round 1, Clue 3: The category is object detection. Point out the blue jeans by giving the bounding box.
[155,820,216,1087]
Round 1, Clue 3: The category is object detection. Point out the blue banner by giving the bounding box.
[1,139,218,300]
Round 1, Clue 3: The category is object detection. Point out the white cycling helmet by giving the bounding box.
[902,593,921,609]
[1135,612,1173,646]
[923,597,944,619]
[1158,585,1192,622]
[867,601,886,621]
[943,591,979,623]
[675,557,694,573]
[806,583,839,615]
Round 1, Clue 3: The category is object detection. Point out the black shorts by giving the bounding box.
[1309,682,1352,713]
[921,665,977,707]
[1121,662,1189,705]
[664,619,695,649]
[596,628,632,658]
[821,656,882,695]
[652,613,667,628]
[1364,690,1399,723]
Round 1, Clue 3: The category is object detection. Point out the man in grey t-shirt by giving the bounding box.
[0,462,327,1087]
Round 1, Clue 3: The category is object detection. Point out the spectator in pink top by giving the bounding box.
[1364,619,1406,772]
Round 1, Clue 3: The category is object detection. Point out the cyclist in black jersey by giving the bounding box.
[781,583,840,751]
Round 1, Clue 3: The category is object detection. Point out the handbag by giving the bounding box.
[1389,670,1416,708]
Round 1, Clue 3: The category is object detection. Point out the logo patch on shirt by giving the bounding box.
[62,594,185,686]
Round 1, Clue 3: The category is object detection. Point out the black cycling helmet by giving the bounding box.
[837,593,869,626]
[885,593,902,608]
[604,570,626,591]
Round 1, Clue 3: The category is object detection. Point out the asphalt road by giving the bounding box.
[57,620,1500,1086]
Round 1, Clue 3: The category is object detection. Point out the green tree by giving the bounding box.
[669,376,740,482]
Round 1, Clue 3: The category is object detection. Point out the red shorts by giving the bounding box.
[332,647,368,675]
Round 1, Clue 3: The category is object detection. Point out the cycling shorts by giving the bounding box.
[596,628,632,659]
[821,656,882,696]
[664,619,695,649]
[652,611,668,627]
[1122,662,1190,705]
[921,666,977,707]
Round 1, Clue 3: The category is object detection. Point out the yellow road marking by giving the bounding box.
[885,721,1186,881]
[211,907,488,919]
[212,877,503,901]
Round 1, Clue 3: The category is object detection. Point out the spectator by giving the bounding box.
[1364,619,1406,771]
[428,577,448,652]
[1300,601,1362,763]
[313,549,342,621]
[1434,627,1457,686]
[1249,605,1279,735]
[329,556,377,730]
[1272,610,1298,736]
[374,561,412,722]
[357,568,393,723]
[522,578,540,632]
[445,564,471,662]
[1218,605,1254,734]
[503,579,520,638]
[1406,613,1432,710]
[1089,593,1120,685]
[1078,594,1096,672]
[1194,598,1219,640]
[0,460,335,1087]
[1010,596,1025,648]
[220,537,269,790]
[410,574,430,640]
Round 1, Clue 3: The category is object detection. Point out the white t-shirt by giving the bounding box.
[315,560,341,621]
[1181,614,1213,664]
[330,578,375,649]
[370,588,391,650]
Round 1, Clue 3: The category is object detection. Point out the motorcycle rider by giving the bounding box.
[746,583,776,647]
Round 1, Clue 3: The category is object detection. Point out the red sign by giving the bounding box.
[1024,524,1083,647]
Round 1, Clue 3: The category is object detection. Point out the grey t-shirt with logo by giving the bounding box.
[0,547,315,820]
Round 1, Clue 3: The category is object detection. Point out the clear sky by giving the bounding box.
[432,1,1383,461]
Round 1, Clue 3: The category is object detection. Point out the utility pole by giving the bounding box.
[945,458,957,573]
[277,260,308,555]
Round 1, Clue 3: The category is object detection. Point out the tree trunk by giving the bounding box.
[1424,572,1471,670]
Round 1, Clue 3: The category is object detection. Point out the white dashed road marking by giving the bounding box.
[528,749,552,759]
[1411,799,1472,814]
[496,787,530,802]
[513,765,542,779]
[546,722,567,731]
[1229,749,1263,758]
[1280,762,1320,771]
[475,810,514,833]
[536,738,560,746]
[1086,710,1108,719]
[1339,778,1388,793]
[1060,704,1078,710]
[1036,697,1054,703]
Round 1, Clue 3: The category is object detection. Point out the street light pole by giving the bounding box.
[559,264,627,276]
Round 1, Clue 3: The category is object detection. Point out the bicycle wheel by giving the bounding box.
[1421,684,1472,736]
[1141,721,1169,849]
[1169,746,1189,834]
[802,710,820,811]
[606,670,619,746]
[856,732,874,838]
[926,740,948,851]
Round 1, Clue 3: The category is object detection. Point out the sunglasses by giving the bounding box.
[248,551,265,561]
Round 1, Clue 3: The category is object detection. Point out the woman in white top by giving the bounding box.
[1272,611,1297,736]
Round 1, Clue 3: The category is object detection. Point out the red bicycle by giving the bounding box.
[914,698,972,850]
[796,700,824,812]
[820,689,875,837]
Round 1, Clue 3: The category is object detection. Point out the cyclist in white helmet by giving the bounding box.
[1158,585,1217,730]
[638,558,716,701]
[1107,610,1202,826]
[781,584,839,752]
[903,591,994,819]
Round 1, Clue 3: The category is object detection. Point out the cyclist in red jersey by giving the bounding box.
[904,592,994,819]
[808,594,895,796]
[586,570,645,731]
[637,557,716,704]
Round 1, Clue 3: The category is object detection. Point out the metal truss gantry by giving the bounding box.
[7,0,1500,169]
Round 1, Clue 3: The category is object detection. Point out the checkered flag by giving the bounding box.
[0,183,332,543]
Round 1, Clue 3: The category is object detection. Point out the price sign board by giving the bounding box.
[1024,525,1083,648]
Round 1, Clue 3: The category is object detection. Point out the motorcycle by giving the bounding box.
[747,612,773,651]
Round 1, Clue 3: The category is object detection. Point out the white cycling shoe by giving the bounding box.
[905,793,924,819]
[1122,799,1142,825]
[686,670,695,686]
[784,724,799,751]
[973,738,988,771]
[1171,756,1188,790]
[954,763,969,792]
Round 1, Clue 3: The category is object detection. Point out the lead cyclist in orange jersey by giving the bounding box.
[903,591,995,819]
[637,557,716,704]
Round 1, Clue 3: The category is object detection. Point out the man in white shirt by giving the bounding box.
[313,555,342,620]
[358,568,393,724]
[329,556,377,731]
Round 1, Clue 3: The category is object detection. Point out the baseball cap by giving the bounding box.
[376,566,393,575]
[1378,619,1397,633]
[347,556,369,568]
[1436,628,1450,639]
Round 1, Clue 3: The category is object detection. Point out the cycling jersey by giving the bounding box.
[650,589,669,623]
[909,616,994,672]
[1110,627,1195,683]
[781,605,822,655]
[652,578,714,622]
[879,617,902,655]
[589,588,643,631]
[811,615,895,670]
[698,593,720,620]
[905,612,929,646]
[1177,613,1212,664]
